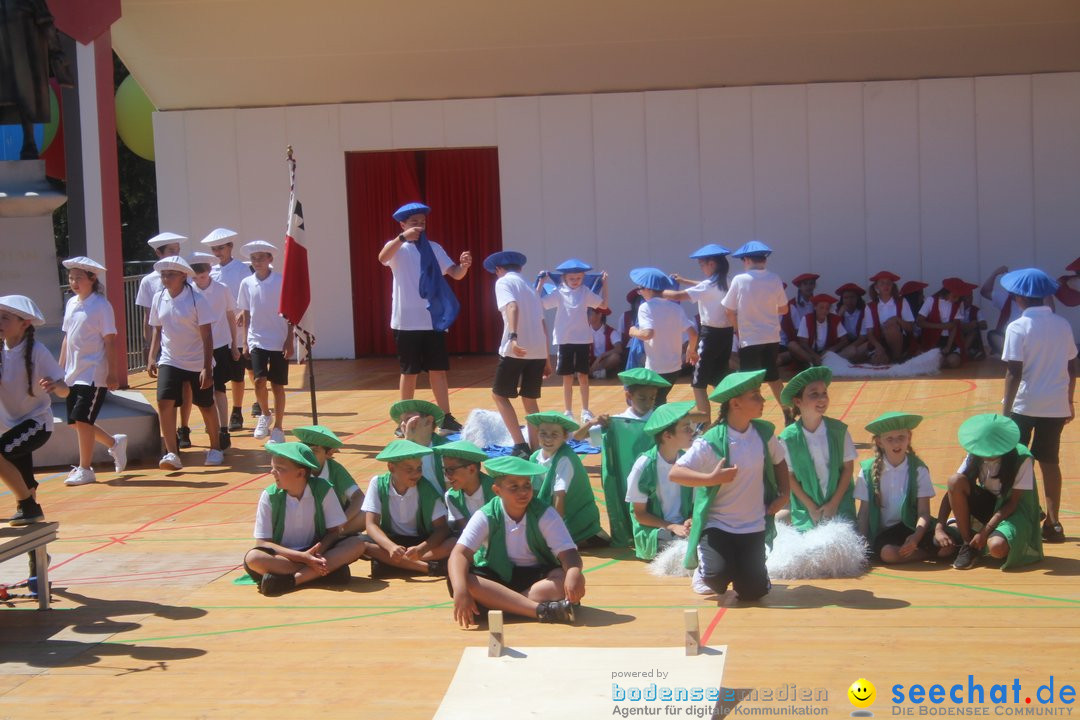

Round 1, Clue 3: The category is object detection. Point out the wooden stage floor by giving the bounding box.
[1,356,1077,718]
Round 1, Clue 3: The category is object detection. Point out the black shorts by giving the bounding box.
[212,345,233,393]
[655,371,680,406]
[967,484,999,525]
[243,546,278,583]
[66,384,107,425]
[393,329,450,375]
[492,357,546,399]
[229,350,250,383]
[692,326,734,389]
[737,342,780,382]
[1010,413,1067,464]
[445,564,558,603]
[386,532,424,547]
[871,522,937,560]
[556,344,590,375]
[0,419,51,491]
[697,527,770,601]
[157,364,215,407]
[250,347,288,385]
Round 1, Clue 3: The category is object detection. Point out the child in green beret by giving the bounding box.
[390,399,450,489]
[432,440,495,556]
[448,455,583,626]
[526,412,604,546]
[243,442,367,596]
[294,425,365,535]
[360,440,451,576]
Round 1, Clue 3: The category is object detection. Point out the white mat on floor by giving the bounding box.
[435,646,727,719]
[822,349,942,378]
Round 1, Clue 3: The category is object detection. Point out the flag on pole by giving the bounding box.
[279,148,310,325]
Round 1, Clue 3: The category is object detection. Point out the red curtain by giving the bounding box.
[345,151,420,356]
[424,148,503,354]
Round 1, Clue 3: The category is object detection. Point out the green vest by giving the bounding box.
[474,496,560,583]
[600,416,653,547]
[977,445,1043,570]
[266,476,333,546]
[427,434,448,491]
[375,472,441,537]
[860,453,926,541]
[630,447,693,560]
[779,417,856,532]
[683,420,778,569]
[445,473,496,521]
[323,458,360,509]
[531,443,602,544]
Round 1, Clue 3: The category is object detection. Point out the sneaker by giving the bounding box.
[440,413,463,433]
[109,434,129,473]
[258,572,296,597]
[64,467,97,486]
[228,408,244,432]
[510,442,532,460]
[253,415,271,439]
[219,428,232,450]
[580,409,595,424]
[9,498,44,526]
[321,564,351,587]
[251,402,262,418]
[952,542,979,570]
[370,558,388,580]
[205,448,225,466]
[268,427,286,444]
[536,598,575,624]
[563,410,574,421]
[691,567,714,595]
[177,426,192,449]
[159,452,183,471]
[590,369,605,379]
[1042,523,1066,544]
[427,559,448,577]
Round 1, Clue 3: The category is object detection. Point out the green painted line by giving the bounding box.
[583,558,622,574]
[872,569,1080,605]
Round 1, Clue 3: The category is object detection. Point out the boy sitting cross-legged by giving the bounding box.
[432,440,496,556]
[293,424,365,535]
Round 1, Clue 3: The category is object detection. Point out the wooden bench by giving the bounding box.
[0,522,57,610]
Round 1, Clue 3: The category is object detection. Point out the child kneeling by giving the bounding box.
[448,456,584,626]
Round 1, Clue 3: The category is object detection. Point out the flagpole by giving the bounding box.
[286,145,319,425]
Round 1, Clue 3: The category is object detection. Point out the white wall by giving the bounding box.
[153,72,1080,358]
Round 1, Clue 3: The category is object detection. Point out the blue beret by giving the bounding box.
[392,202,431,222]
[1000,268,1059,299]
[689,243,732,259]
[731,240,773,258]
[483,250,528,274]
[629,267,675,292]
[555,258,592,273]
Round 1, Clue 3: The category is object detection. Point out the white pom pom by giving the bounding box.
[765,519,869,579]
[647,538,692,577]
[462,409,515,448]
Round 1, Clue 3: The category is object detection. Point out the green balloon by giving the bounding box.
[115,75,156,161]
[42,85,60,151]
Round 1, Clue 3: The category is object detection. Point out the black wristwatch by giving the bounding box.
[397,233,406,243]
[508,332,518,340]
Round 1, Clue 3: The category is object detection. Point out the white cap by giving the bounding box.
[241,239,277,255]
[0,295,46,326]
[62,256,107,274]
[147,232,188,250]
[186,251,217,266]
[200,228,238,247]
[153,256,195,276]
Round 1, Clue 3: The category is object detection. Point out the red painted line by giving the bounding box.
[700,607,727,645]
[837,380,868,421]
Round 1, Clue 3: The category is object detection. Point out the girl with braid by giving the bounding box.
[0,296,68,525]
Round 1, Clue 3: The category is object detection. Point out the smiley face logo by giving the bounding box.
[848,678,876,709]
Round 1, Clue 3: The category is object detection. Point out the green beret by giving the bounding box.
[709,369,767,404]
[432,440,489,463]
[958,414,1021,458]
[389,399,445,425]
[484,455,547,478]
[525,411,580,432]
[266,441,320,471]
[617,367,672,389]
[292,424,343,449]
[375,439,434,462]
[780,366,833,407]
[864,412,923,436]
[643,401,696,436]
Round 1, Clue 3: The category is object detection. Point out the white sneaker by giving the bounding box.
[159,452,183,471]
[268,427,286,444]
[691,567,713,595]
[64,467,97,486]
[563,410,574,421]
[580,409,595,424]
[109,434,129,473]
[205,448,225,466]
[253,415,271,439]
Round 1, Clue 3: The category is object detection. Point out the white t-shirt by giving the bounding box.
[779,422,857,497]
[495,272,547,359]
[591,325,621,358]
[637,298,693,374]
[613,407,653,421]
[237,271,289,351]
[382,240,455,331]
[841,308,863,339]
[722,270,788,347]
[859,297,915,336]
[361,476,447,536]
[918,297,958,337]
[626,453,686,524]
[61,292,117,386]
[148,286,213,372]
[542,285,603,346]
[1002,306,1078,418]
[444,485,488,525]
[685,280,731,329]
[457,503,576,567]
[134,271,163,310]
[533,450,574,494]
[0,339,64,432]
[956,455,1035,497]
[854,457,934,529]
[253,485,347,550]
[193,279,236,349]
[317,462,360,500]
[788,296,814,339]
[676,426,786,534]
[210,259,252,301]
[797,315,831,352]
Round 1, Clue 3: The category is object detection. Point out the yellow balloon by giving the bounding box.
[115,75,156,161]
[848,678,877,709]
